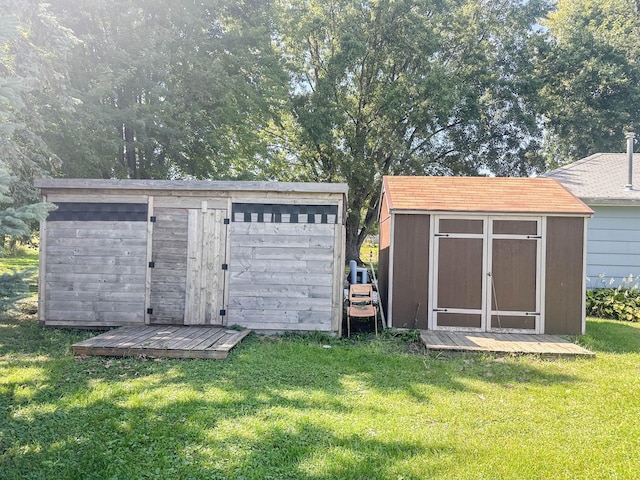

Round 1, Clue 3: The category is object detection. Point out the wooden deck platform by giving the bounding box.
[72,326,251,359]
[420,331,594,358]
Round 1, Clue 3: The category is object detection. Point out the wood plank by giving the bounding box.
[135,326,183,349]
[229,259,334,274]
[46,301,144,313]
[46,255,147,266]
[46,273,146,284]
[229,271,333,286]
[226,308,332,324]
[178,328,228,350]
[47,226,148,239]
[227,297,331,310]
[45,193,147,203]
[231,222,335,236]
[153,196,228,209]
[231,284,333,299]
[48,284,146,294]
[230,246,334,261]
[209,209,225,325]
[332,221,344,335]
[231,321,330,331]
[169,327,218,350]
[46,264,147,275]
[420,331,594,357]
[94,326,162,348]
[231,234,334,248]
[45,310,145,323]
[185,208,203,324]
[46,246,148,257]
[209,329,252,352]
[189,329,229,351]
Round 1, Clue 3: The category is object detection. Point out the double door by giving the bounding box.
[431,216,543,333]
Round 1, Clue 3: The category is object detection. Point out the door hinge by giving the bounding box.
[526,235,542,239]
[222,263,228,270]
[220,309,226,316]
[150,216,156,223]
[147,308,153,314]
[148,261,155,268]
[224,218,230,224]
[433,308,449,312]
[434,233,450,237]
[525,312,540,316]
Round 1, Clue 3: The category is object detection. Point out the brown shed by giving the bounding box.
[35,179,347,334]
[378,176,593,335]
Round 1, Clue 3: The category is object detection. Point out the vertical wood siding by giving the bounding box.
[44,221,147,326]
[390,214,430,329]
[184,209,227,325]
[228,222,335,331]
[149,208,188,324]
[545,216,584,335]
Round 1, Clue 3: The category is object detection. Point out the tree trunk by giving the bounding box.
[345,208,366,265]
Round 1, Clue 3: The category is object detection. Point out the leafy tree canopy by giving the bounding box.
[270,0,549,259]
[537,0,640,164]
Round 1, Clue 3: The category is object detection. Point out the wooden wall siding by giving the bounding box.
[437,313,482,328]
[491,239,537,312]
[149,208,189,324]
[184,209,227,325]
[491,315,536,330]
[390,214,430,329]
[228,222,335,331]
[377,198,391,321]
[545,216,584,335]
[586,205,640,287]
[437,237,484,310]
[44,221,147,326]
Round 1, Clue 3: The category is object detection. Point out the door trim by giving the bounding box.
[429,214,544,334]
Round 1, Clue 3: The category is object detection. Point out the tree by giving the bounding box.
[536,0,640,164]
[0,1,76,249]
[0,161,53,311]
[44,0,287,180]
[270,0,549,261]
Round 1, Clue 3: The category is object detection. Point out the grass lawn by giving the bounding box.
[1,311,639,480]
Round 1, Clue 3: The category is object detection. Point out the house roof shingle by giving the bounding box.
[382,176,593,215]
[544,153,640,204]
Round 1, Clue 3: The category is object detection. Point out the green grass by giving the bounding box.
[1,315,640,479]
[0,246,39,295]
[0,245,39,274]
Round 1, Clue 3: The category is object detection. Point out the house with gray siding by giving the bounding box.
[545,149,640,287]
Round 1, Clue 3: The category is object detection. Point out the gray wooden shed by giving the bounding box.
[35,179,347,334]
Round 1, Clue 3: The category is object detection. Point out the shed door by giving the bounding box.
[489,218,541,333]
[432,216,542,333]
[432,218,486,330]
[148,207,228,325]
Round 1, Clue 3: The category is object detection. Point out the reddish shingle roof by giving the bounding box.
[382,176,593,215]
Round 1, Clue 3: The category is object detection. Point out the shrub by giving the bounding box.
[586,284,640,322]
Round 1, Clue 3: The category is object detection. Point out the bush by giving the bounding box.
[586,285,640,322]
